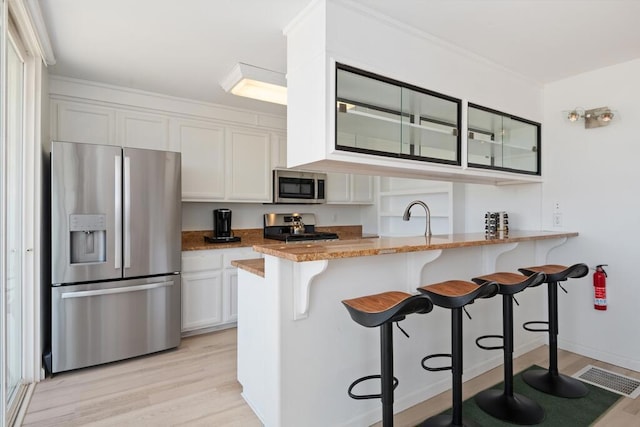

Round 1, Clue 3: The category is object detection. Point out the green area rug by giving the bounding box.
[436,365,621,426]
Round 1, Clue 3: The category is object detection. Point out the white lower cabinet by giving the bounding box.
[182,269,224,331]
[223,269,239,323]
[181,247,261,333]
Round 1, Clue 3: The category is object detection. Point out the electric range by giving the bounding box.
[263,213,339,242]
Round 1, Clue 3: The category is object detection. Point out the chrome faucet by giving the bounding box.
[402,200,432,237]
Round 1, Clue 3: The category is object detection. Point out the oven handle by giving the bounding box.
[60,281,173,299]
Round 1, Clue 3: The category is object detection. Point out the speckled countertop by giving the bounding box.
[251,230,578,262]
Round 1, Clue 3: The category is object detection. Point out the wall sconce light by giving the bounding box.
[565,106,616,129]
[220,62,287,105]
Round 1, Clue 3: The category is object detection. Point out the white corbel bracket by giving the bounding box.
[534,237,568,265]
[406,250,443,291]
[292,260,329,320]
[481,242,519,274]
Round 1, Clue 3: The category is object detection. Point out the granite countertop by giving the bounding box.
[182,225,367,251]
[252,230,579,262]
[230,258,266,278]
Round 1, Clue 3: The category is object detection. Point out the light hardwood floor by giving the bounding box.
[22,328,639,426]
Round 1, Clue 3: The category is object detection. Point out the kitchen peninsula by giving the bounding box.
[234,231,578,427]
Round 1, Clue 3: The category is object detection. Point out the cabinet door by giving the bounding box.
[326,172,351,203]
[326,172,373,204]
[223,269,239,323]
[351,174,374,204]
[53,101,116,145]
[117,110,173,151]
[226,128,271,202]
[181,271,223,331]
[221,248,261,323]
[271,133,287,169]
[178,120,226,201]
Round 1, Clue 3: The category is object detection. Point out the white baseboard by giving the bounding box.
[560,338,640,373]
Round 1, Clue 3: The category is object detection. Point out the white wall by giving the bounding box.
[542,58,640,371]
[461,183,542,233]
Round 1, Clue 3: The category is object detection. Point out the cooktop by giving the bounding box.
[263,213,339,242]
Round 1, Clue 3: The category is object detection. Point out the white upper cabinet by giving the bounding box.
[53,101,116,145]
[271,132,287,169]
[52,100,176,150]
[326,173,350,203]
[176,119,226,201]
[178,119,273,202]
[284,0,544,185]
[178,122,273,202]
[50,83,284,203]
[351,173,375,203]
[117,110,176,151]
[226,128,272,202]
[467,103,540,176]
[326,172,374,204]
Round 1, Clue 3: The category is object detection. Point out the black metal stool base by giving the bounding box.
[416,414,481,427]
[474,389,545,425]
[522,369,588,398]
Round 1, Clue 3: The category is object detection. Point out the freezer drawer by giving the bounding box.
[51,275,181,373]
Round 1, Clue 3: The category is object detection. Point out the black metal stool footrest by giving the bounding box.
[475,334,504,351]
[347,374,399,400]
[523,320,549,333]
[421,353,452,372]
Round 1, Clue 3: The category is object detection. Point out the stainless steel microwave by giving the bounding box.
[273,169,326,204]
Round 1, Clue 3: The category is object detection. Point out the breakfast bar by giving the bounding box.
[233,231,578,427]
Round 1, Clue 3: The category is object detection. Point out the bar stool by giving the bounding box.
[342,291,434,427]
[416,280,499,427]
[471,271,547,425]
[518,263,589,398]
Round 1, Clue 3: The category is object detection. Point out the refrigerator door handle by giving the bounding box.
[115,155,122,269]
[124,155,131,269]
[61,280,174,299]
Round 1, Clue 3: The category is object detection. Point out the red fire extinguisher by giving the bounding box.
[593,264,608,310]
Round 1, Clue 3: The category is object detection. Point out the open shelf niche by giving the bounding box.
[377,176,453,236]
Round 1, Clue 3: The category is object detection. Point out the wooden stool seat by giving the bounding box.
[519,263,588,283]
[342,291,434,328]
[473,271,546,295]
[418,280,498,308]
[518,263,589,398]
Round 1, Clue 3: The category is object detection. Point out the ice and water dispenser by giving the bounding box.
[69,214,107,264]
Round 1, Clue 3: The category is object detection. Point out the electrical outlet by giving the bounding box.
[553,213,563,227]
[554,201,561,211]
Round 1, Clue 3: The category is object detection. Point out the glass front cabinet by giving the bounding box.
[467,103,541,175]
[335,63,461,166]
[334,63,541,179]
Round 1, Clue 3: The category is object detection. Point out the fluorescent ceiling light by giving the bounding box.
[220,63,287,105]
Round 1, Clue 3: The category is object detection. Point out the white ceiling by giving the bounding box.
[37,0,640,116]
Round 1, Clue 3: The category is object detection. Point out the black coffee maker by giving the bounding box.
[213,209,232,238]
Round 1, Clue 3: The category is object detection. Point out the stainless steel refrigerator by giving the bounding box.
[47,140,181,373]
